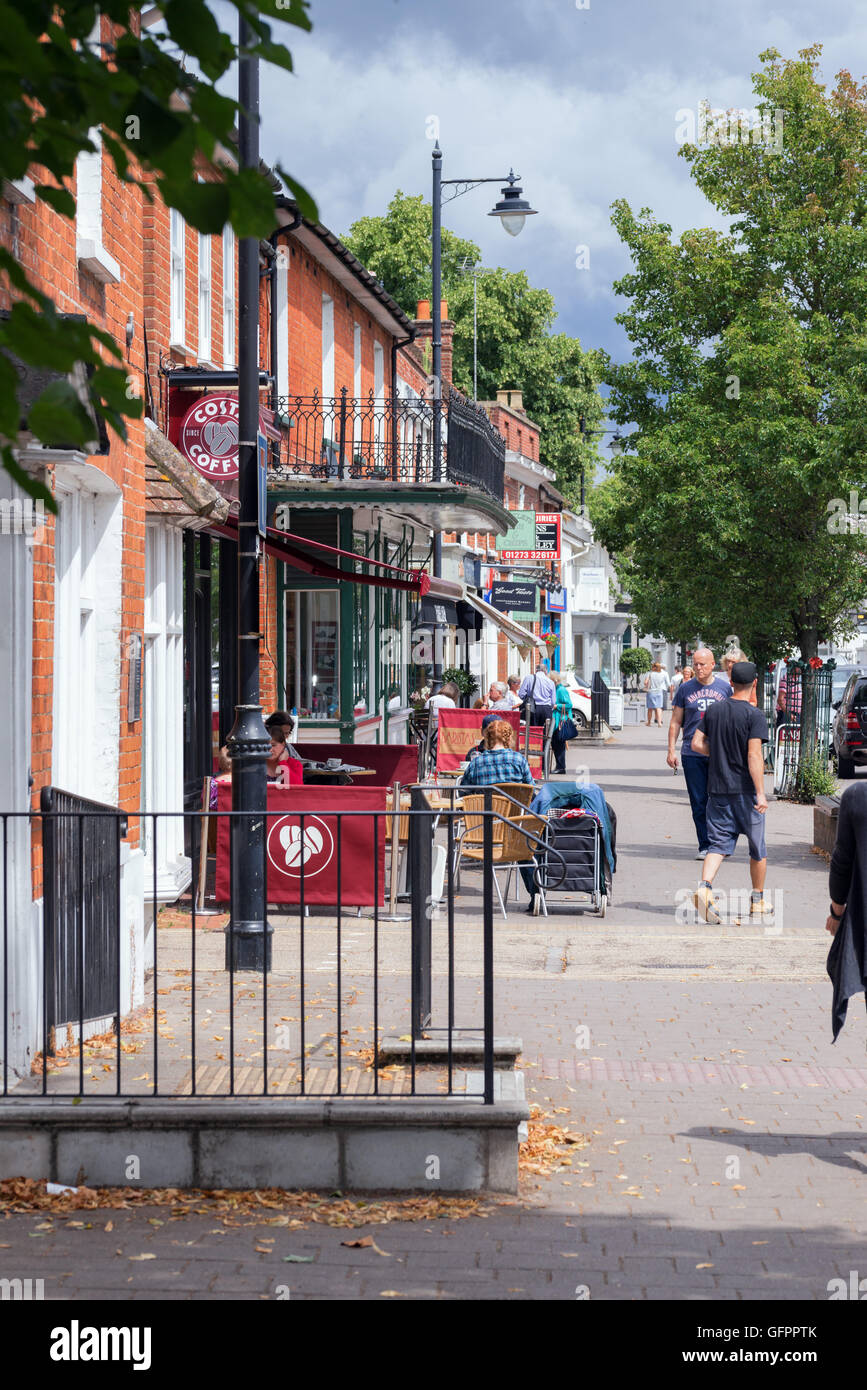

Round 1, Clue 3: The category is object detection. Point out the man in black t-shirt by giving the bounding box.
[689,661,770,924]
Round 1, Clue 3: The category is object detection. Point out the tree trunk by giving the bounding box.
[795,597,820,661]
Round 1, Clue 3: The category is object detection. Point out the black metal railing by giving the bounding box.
[271,388,505,504]
[591,672,610,735]
[445,389,506,501]
[1,792,563,1105]
[41,787,126,1049]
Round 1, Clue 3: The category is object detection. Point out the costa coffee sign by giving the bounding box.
[179,394,240,479]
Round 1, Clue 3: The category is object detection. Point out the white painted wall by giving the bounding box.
[143,522,190,908]
[0,471,37,1079]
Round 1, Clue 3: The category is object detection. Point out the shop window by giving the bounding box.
[284,590,339,720]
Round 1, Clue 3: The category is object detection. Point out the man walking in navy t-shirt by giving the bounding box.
[667,648,732,858]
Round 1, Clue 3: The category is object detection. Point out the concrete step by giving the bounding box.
[378,1034,522,1067]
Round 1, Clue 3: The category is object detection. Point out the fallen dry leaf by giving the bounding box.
[129,1253,156,1261]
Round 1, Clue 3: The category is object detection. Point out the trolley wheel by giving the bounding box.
[597,894,607,919]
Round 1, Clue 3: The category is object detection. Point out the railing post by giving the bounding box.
[338,385,347,481]
[409,786,432,1036]
[482,787,494,1105]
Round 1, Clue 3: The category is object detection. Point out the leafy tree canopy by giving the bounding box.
[343,190,605,505]
[593,46,867,661]
[1,0,316,505]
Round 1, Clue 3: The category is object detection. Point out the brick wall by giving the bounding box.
[1,13,148,884]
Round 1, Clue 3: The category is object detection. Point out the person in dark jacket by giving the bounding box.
[826,781,867,1039]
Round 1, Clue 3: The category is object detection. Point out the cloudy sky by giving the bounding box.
[222,0,864,368]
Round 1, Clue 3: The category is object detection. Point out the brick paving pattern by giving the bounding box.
[3,727,866,1299]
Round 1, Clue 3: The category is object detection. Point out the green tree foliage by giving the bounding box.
[593,47,867,661]
[620,646,652,686]
[343,190,604,504]
[0,0,315,506]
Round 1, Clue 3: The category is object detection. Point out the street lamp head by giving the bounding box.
[489,171,538,237]
[609,432,625,456]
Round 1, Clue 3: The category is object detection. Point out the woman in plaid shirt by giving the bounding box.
[459,720,534,787]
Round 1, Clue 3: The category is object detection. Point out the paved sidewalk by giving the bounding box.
[3,726,865,1299]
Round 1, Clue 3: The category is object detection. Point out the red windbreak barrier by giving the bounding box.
[215,783,387,906]
[435,708,520,772]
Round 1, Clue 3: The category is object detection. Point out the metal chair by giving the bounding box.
[453,786,548,918]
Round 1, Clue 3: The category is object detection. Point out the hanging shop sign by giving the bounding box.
[490,580,538,614]
[499,511,561,562]
[178,393,241,479]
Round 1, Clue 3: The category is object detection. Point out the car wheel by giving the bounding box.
[837,754,856,779]
[572,710,588,729]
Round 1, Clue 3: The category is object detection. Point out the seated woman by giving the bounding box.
[266,729,300,784]
[458,719,533,787]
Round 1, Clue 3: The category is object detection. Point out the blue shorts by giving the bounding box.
[705,793,766,860]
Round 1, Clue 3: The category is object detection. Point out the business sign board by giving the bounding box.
[490,580,537,614]
[499,511,561,562]
[579,566,606,586]
[545,587,567,614]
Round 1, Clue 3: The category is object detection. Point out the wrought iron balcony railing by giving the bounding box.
[269,388,505,505]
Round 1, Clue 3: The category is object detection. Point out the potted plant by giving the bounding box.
[441,667,479,706]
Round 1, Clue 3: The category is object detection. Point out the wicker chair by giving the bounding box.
[453,785,547,918]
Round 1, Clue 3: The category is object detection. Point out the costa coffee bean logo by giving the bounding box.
[267,815,335,880]
[179,394,240,479]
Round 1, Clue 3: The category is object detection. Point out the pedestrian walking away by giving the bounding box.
[667,648,732,857]
[688,660,771,924]
[518,661,556,727]
[644,662,669,725]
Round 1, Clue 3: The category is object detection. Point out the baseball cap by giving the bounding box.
[731,661,757,685]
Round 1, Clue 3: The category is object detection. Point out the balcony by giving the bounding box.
[270,388,505,506]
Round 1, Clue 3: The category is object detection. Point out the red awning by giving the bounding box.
[212,515,430,596]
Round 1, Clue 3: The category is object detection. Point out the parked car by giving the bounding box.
[831,669,867,777]
[561,674,592,728]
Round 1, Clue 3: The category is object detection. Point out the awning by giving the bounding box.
[463,591,547,661]
[426,575,464,602]
[211,515,429,596]
[417,597,459,628]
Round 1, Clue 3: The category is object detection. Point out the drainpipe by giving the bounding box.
[266,211,302,415]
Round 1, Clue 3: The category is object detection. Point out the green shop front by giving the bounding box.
[271,497,428,745]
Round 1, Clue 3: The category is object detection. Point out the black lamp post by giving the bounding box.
[225,15,272,973]
[430,145,538,676]
[578,416,625,513]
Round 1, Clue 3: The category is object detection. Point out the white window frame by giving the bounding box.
[352,321,362,454]
[222,225,235,368]
[142,523,190,900]
[170,209,186,349]
[75,126,120,285]
[373,340,384,460]
[52,469,122,804]
[198,230,212,364]
[321,294,335,404]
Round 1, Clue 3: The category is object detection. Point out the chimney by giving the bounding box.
[409,299,453,388]
[496,388,524,412]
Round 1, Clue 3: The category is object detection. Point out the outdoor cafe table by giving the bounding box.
[215,781,387,907]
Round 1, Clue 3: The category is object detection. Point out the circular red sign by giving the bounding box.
[178,393,240,479]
